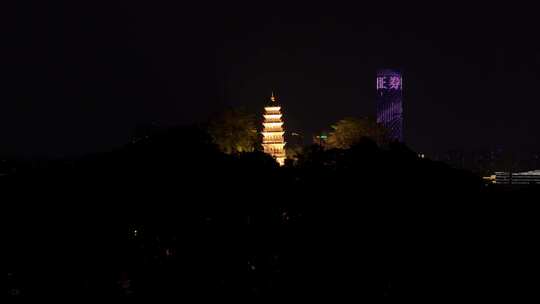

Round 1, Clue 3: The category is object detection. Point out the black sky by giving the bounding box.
[2,2,539,157]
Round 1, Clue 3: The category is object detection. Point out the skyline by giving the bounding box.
[5,2,540,299]
[1,2,539,157]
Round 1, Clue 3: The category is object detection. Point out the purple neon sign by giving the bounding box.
[377,76,402,90]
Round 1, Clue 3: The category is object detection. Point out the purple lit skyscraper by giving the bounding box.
[376,69,403,142]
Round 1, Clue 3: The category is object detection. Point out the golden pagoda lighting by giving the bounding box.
[262,92,286,166]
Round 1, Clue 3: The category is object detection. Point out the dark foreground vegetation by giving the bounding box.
[5,126,539,300]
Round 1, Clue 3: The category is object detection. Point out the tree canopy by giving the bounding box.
[6,123,537,300]
[207,108,260,154]
[326,117,388,149]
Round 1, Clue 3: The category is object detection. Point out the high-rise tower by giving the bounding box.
[262,92,286,166]
[376,69,403,142]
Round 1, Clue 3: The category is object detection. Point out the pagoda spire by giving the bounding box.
[262,92,286,166]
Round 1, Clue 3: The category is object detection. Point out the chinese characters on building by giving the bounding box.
[377,76,402,90]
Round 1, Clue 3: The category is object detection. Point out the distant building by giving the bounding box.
[495,170,540,185]
[313,132,329,147]
[434,148,538,176]
[262,92,286,166]
[376,69,403,142]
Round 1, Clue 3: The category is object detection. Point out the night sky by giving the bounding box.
[2,2,539,157]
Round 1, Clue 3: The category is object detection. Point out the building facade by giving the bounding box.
[376,69,403,142]
[495,170,540,185]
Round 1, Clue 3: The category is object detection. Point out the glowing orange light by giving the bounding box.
[262,92,286,166]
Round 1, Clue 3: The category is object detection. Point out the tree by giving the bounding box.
[207,108,260,154]
[326,117,388,149]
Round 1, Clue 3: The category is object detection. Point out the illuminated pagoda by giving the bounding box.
[262,92,286,166]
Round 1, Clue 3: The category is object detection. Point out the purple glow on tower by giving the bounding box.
[376,69,403,142]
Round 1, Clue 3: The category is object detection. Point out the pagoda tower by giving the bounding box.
[262,92,286,166]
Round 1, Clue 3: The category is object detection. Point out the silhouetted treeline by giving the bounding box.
[5,126,539,300]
